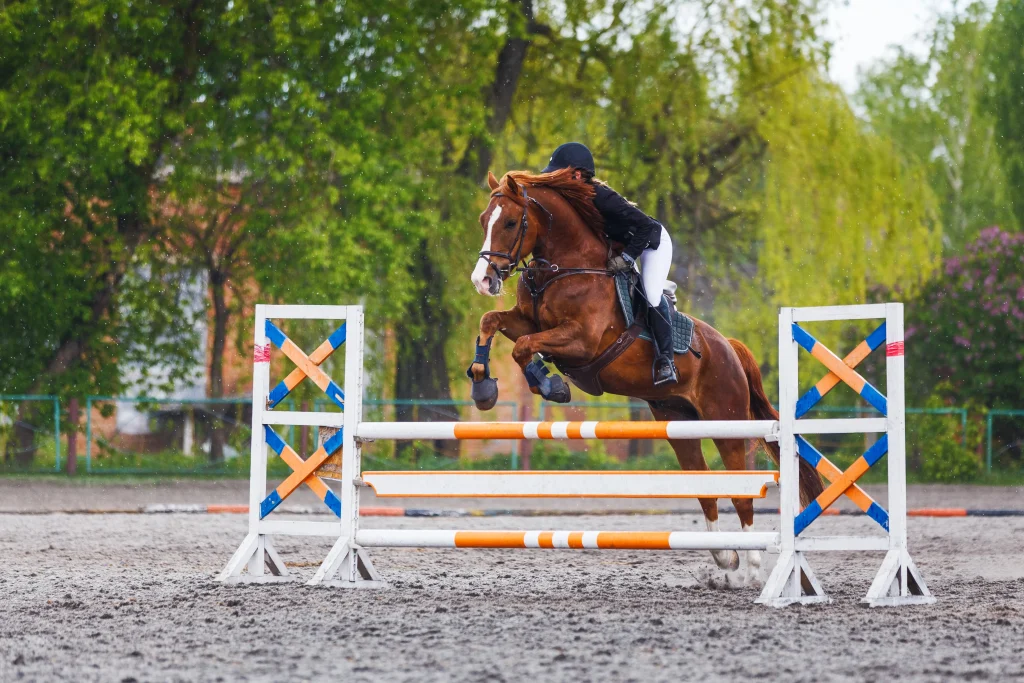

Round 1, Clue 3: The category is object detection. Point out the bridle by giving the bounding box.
[478,187,551,282]
[477,185,616,328]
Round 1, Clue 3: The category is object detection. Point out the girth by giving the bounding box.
[554,324,644,397]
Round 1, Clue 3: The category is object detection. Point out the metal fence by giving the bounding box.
[987,409,1024,472]
[0,395,61,473]
[82,396,265,474]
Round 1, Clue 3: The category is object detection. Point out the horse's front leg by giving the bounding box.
[512,321,591,403]
[468,308,536,410]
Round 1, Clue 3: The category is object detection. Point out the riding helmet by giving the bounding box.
[542,142,595,175]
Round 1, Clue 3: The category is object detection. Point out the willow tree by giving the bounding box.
[982,0,1024,232]
[737,71,942,366]
[858,1,1015,250]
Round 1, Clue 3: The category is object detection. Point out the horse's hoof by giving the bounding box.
[471,377,499,411]
[545,375,572,403]
[711,549,740,571]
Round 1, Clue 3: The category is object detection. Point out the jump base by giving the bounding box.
[220,302,934,608]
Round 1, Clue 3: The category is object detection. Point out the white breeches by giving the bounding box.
[638,226,672,307]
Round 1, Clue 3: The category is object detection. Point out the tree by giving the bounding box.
[0,0,494,462]
[982,0,1024,233]
[0,2,218,462]
[390,0,553,459]
[0,1,208,398]
[858,1,1016,250]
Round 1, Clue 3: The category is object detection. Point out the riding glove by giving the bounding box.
[607,253,635,273]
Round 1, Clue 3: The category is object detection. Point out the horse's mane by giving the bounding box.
[495,168,607,242]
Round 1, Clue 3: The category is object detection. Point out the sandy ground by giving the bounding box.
[1,480,1023,682]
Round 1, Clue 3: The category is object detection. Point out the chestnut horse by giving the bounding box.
[467,169,823,583]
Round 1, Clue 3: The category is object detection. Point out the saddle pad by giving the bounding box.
[614,272,694,354]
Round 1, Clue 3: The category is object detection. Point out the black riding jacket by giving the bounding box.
[592,182,662,259]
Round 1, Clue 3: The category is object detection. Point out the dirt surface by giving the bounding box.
[2,480,1023,682]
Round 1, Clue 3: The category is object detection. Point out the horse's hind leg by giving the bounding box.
[664,437,739,571]
[714,437,763,585]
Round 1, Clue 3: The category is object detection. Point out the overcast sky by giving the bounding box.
[825,0,956,93]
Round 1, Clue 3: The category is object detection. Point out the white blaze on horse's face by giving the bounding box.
[471,205,503,296]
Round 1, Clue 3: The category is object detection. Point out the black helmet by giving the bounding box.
[542,142,595,175]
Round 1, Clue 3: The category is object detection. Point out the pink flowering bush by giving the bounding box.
[905,227,1024,407]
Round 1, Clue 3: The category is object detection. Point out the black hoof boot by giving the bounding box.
[653,355,679,386]
[545,374,572,403]
[524,359,572,402]
[471,377,499,410]
[467,335,498,409]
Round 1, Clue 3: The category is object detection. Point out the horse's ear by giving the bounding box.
[487,171,499,190]
[505,174,519,195]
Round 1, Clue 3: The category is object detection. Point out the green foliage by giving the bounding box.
[0,0,220,396]
[982,0,1024,232]
[727,70,942,369]
[0,0,497,399]
[910,395,981,483]
[858,2,1016,250]
[902,227,1024,408]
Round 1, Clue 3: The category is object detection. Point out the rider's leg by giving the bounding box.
[639,226,673,307]
[639,227,677,385]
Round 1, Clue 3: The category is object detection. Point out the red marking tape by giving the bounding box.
[885,341,905,357]
[253,344,271,363]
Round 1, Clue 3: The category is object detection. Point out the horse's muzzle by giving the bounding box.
[486,275,502,296]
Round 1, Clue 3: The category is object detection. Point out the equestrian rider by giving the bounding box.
[542,142,678,386]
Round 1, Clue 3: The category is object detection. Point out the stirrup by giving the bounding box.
[653,357,678,386]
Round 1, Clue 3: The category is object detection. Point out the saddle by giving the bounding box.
[553,271,698,396]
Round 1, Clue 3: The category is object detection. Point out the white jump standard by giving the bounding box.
[218,302,934,607]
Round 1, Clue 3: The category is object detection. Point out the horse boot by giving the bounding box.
[649,299,679,386]
[524,357,572,403]
[466,336,499,410]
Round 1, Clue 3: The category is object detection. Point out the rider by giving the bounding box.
[542,142,678,386]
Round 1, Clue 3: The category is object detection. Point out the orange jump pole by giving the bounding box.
[355,419,777,441]
[355,529,779,551]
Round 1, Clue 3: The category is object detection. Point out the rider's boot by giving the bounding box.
[650,298,679,386]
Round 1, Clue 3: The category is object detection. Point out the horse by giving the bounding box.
[466,168,824,584]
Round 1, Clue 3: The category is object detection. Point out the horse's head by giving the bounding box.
[471,171,545,296]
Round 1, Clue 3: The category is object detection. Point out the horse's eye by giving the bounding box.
[505,219,517,229]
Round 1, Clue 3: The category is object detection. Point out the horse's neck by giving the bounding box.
[531,189,606,267]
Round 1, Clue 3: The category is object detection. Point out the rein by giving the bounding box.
[479,187,615,329]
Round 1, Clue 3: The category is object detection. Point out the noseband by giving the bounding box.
[478,188,553,282]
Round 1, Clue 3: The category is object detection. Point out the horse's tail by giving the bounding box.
[728,338,824,507]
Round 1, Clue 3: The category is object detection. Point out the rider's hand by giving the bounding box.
[607,253,635,273]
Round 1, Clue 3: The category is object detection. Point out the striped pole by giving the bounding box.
[355,419,777,441]
[355,529,778,551]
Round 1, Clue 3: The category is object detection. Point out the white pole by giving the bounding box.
[885,304,908,553]
[777,307,799,591]
[339,305,366,581]
[246,305,271,576]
